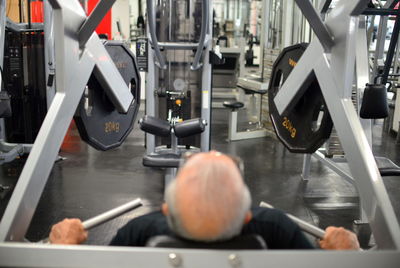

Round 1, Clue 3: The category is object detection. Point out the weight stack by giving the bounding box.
[3,30,47,144]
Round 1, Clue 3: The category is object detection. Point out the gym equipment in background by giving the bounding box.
[140,0,213,185]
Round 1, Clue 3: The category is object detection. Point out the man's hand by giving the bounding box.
[319,226,360,250]
[49,218,88,245]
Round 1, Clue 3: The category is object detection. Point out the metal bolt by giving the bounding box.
[228,254,241,268]
[168,253,182,267]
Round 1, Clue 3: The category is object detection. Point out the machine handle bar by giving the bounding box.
[146,0,210,70]
[40,198,143,243]
[259,201,325,239]
[146,0,166,69]
[190,0,210,71]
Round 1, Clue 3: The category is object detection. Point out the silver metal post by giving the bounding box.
[200,2,213,152]
[301,154,312,181]
[190,0,209,70]
[44,0,56,107]
[146,0,167,69]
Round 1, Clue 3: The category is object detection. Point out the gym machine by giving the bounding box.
[0,1,400,268]
[267,0,400,249]
[139,0,213,185]
[222,0,270,141]
[0,0,141,242]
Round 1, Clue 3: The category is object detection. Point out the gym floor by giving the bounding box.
[0,104,399,247]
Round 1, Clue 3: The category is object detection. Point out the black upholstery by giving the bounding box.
[146,234,267,250]
[143,154,181,168]
[139,115,171,137]
[223,101,244,110]
[174,118,206,138]
[237,86,267,95]
[360,83,389,119]
[379,168,400,176]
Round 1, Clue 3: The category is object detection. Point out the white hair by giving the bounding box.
[164,155,251,242]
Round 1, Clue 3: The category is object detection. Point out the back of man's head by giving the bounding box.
[164,151,251,242]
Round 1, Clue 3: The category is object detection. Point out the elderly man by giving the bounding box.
[50,151,359,250]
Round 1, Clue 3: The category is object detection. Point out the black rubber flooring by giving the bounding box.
[0,106,399,246]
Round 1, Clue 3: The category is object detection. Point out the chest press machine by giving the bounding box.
[0,0,400,268]
[138,0,213,185]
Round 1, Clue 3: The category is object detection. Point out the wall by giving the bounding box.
[6,0,28,22]
[111,0,131,40]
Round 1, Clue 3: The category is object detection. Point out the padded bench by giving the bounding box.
[143,153,181,168]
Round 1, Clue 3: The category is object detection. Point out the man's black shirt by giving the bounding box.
[109,207,314,249]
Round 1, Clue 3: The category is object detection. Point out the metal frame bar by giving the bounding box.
[294,0,334,51]
[190,0,209,70]
[78,0,116,47]
[226,108,267,141]
[146,0,167,69]
[274,0,400,249]
[0,244,399,268]
[320,0,333,14]
[363,9,400,16]
[381,8,400,84]
[260,201,326,239]
[372,0,395,78]
[312,150,354,184]
[44,0,56,107]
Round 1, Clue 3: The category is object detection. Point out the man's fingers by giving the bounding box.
[320,226,360,250]
[49,218,87,245]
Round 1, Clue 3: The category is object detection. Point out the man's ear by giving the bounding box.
[162,203,169,216]
[244,211,252,224]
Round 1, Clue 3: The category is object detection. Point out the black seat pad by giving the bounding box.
[223,101,244,109]
[238,86,267,95]
[143,154,181,168]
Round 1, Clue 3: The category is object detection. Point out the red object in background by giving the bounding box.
[30,0,44,23]
[88,0,112,39]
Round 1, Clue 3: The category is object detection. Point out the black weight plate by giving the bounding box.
[74,41,141,151]
[268,43,333,154]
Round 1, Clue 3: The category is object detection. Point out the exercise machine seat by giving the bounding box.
[146,234,267,250]
[375,156,400,176]
[139,115,171,137]
[174,118,206,138]
[238,86,267,95]
[223,101,244,110]
[143,154,181,168]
